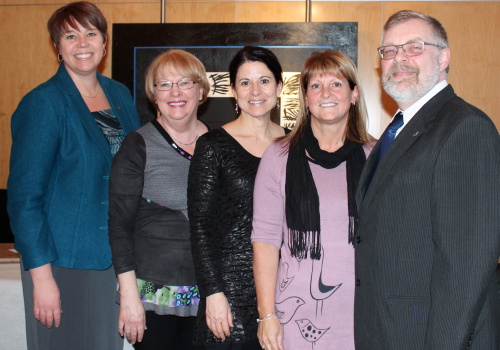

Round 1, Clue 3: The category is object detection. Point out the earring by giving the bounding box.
[352,102,356,106]
[103,48,107,57]
[57,54,63,62]
[276,101,280,109]
[235,103,239,114]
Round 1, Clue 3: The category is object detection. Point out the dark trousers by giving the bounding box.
[134,312,196,350]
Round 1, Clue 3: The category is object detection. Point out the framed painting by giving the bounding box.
[112,22,357,128]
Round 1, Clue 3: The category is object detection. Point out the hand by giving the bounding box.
[118,293,147,344]
[206,292,233,340]
[30,266,62,329]
[258,317,283,350]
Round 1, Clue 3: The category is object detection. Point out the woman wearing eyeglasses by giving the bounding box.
[188,46,287,349]
[108,49,209,349]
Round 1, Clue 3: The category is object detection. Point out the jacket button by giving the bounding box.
[356,236,361,244]
[355,279,361,286]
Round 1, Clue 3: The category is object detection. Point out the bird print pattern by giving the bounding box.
[275,296,305,325]
[310,246,342,315]
[275,244,346,348]
[295,319,330,349]
[279,262,295,292]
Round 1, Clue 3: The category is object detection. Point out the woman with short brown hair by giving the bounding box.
[8,2,140,349]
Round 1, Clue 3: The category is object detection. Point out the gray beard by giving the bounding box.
[382,63,441,106]
[383,78,425,104]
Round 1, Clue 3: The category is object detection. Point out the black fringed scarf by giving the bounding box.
[285,122,366,260]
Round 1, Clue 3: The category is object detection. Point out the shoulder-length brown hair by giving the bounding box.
[282,50,374,151]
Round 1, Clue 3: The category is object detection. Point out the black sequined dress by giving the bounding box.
[188,128,262,347]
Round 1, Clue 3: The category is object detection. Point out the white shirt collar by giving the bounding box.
[394,80,448,136]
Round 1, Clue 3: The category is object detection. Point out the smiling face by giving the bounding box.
[154,66,203,124]
[232,61,283,120]
[305,73,358,128]
[58,21,106,78]
[381,18,450,110]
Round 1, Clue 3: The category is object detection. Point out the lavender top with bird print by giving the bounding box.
[252,141,370,349]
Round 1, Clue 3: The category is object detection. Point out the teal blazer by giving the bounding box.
[8,63,140,270]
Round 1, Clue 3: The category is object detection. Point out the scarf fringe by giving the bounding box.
[285,123,365,261]
[288,228,321,260]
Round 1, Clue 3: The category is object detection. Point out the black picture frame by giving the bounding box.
[112,22,358,128]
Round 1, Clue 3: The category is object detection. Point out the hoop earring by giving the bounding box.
[57,54,63,62]
[235,103,239,114]
[103,48,107,57]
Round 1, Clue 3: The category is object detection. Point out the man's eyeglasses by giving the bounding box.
[377,41,445,60]
[154,80,197,91]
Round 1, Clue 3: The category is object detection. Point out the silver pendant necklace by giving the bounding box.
[168,120,200,146]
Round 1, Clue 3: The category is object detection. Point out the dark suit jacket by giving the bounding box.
[8,63,140,270]
[354,85,500,349]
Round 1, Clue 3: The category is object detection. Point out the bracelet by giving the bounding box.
[257,315,278,323]
[259,312,275,319]
[256,313,278,323]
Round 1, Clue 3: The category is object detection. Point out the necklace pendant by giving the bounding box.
[169,120,201,146]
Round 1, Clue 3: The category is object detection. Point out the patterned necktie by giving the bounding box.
[365,111,404,192]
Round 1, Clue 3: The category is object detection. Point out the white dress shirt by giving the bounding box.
[394,80,448,137]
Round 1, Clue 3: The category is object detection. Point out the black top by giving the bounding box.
[109,121,196,286]
[188,127,287,345]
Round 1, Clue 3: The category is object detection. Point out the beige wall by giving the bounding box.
[1,0,499,188]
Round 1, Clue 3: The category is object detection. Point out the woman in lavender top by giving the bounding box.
[251,50,374,350]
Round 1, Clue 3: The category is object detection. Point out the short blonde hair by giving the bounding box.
[145,49,210,108]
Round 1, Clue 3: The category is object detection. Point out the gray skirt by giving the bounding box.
[20,260,123,350]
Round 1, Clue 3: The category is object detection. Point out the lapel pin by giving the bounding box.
[413,131,419,137]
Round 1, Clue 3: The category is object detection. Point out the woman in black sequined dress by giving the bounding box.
[188,46,287,349]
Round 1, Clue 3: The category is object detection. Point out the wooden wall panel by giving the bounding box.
[1,0,499,188]
[99,0,158,3]
[98,3,162,77]
[163,2,236,23]
[312,1,387,136]
[0,0,67,4]
[0,0,157,3]
[0,4,61,189]
[236,1,306,22]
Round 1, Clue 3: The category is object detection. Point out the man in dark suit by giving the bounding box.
[354,10,500,349]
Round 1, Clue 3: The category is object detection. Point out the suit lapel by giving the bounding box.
[358,85,457,212]
[356,140,380,209]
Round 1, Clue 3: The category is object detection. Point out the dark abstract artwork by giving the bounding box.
[112,23,357,128]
